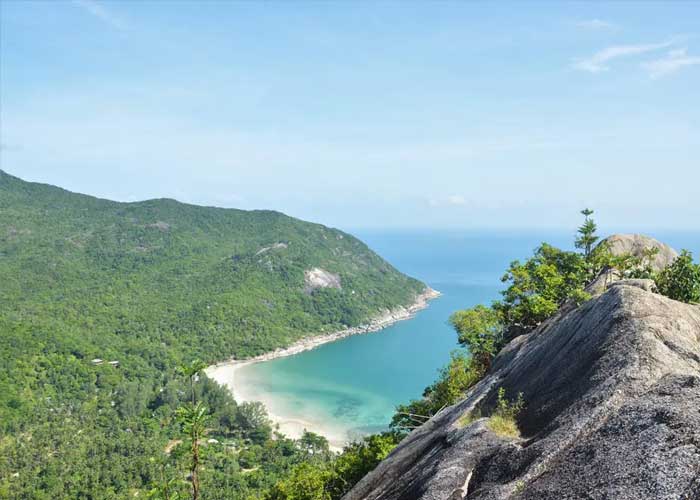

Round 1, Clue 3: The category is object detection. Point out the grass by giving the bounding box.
[456,411,480,428]
[485,388,524,438]
[486,414,521,438]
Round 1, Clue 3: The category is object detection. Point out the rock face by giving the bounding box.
[601,234,679,271]
[585,234,679,296]
[344,284,700,500]
[304,267,342,293]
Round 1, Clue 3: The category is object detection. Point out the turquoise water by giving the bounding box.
[236,230,700,442]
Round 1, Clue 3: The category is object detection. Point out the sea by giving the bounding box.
[231,229,699,444]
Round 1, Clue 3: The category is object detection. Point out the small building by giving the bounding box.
[91,358,103,365]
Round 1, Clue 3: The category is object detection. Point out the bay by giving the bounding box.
[228,230,699,446]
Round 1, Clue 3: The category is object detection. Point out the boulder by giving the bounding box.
[584,234,679,296]
[600,233,678,271]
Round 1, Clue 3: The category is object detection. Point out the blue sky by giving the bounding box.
[1,1,699,230]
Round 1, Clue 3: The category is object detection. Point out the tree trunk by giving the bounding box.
[191,439,200,500]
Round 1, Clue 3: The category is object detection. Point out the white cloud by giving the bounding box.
[642,48,700,79]
[73,0,127,31]
[573,40,674,73]
[446,195,467,206]
[576,19,616,31]
[427,195,468,208]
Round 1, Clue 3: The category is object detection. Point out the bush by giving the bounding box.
[656,250,700,304]
[496,243,589,329]
[486,388,524,438]
[450,306,504,372]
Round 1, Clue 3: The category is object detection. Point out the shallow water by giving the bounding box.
[234,230,700,443]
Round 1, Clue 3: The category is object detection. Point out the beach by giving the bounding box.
[205,287,440,449]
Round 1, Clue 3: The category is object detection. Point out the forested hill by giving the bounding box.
[0,167,424,375]
[7,170,422,331]
[0,169,425,497]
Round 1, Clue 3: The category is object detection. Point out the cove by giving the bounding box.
[218,231,586,446]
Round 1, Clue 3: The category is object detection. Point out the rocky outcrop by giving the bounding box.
[585,234,679,296]
[344,284,700,500]
[255,242,288,256]
[304,267,342,293]
[601,233,679,271]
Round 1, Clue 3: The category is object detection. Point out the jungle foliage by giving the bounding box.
[0,170,423,498]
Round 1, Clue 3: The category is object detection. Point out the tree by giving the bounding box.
[236,401,273,443]
[176,402,210,500]
[266,462,333,500]
[495,243,589,329]
[575,208,599,259]
[450,306,504,372]
[180,360,207,405]
[327,433,398,498]
[656,250,700,303]
[298,431,331,458]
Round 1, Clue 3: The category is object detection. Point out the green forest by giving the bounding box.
[2,171,698,500]
[0,170,424,498]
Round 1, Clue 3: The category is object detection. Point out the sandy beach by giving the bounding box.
[205,287,440,449]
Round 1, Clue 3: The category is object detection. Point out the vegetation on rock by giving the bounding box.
[486,388,525,438]
[656,250,700,303]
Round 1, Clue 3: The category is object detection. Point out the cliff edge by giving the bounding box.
[344,282,700,499]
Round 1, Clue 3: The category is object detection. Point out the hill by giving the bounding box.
[0,169,427,497]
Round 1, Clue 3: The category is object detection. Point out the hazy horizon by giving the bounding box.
[2,1,699,230]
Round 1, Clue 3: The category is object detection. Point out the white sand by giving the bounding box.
[205,287,440,450]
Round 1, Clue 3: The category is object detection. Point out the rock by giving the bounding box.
[304,268,342,293]
[608,278,657,293]
[344,283,700,500]
[600,234,679,271]
[585,234,679,297]
[255,242,288,256]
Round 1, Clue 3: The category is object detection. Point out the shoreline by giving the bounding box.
[207,286,441,370]
[205,287,440,448]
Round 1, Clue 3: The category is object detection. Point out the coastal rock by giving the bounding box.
[209,287,440,367]
[344,283,700,500]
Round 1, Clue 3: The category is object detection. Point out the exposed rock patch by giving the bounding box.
[255,242,288,256]
[146,221,171,231]
[344,284,700,500]
[304,267,342,293]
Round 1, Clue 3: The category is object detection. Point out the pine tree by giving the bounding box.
[575,208,598,259]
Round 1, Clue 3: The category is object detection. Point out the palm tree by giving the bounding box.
[180,359,207,405]
[176,402,209,500]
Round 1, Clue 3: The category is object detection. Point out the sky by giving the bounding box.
[1,1,699,231]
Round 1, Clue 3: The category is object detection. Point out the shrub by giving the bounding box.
[656,250,700,303]
[496,243,589,329]
[486,388,524,438]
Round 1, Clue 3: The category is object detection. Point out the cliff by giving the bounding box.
[344,281,700,499]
